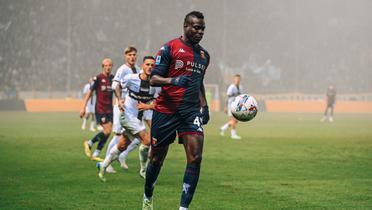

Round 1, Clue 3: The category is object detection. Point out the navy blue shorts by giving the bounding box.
[150,110,204,147]
[95,112,113,125]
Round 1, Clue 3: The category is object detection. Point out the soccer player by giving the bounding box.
[117,99,155,170]
[81,77,96,132]
[220,74,242,139]
[80,58,114,161]
[321,85,337,122]
[142,11,210,210]
[97,56,160,181]
[104,46,141,172]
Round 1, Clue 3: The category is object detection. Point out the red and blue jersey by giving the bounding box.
[90,73,114,114]
[151,37,210,115]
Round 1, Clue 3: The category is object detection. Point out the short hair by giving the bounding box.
[124,46,137,55]
[143,56,155,62]
[234,74,241,77]
[184,11,204,25]
[102,58,113,67]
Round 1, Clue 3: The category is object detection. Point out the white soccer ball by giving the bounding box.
[230,94,258,122]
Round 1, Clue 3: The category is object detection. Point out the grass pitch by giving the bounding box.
[0,111,372,209]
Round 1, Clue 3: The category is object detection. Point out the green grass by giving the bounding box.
[0,111,372,209]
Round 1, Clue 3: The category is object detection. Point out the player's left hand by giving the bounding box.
[170,75,192,87]
[201,105,210,125]
[137,102,149,111]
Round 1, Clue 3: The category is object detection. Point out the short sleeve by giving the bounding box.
[120,74,131,90]
[226,85,234,96]
[151,44,172,77]
[90,77,98,91]
[113,68,123,82]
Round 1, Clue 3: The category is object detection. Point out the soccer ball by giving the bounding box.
[230,94,258,122]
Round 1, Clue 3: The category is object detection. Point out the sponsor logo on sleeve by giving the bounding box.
[155,56,161,65]
[200,50,205,59]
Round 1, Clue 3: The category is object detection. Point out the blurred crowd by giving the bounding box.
[0,0,371,94]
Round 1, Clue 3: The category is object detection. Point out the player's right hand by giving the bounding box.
[119,99,125,111]
[79,109,85,118]
[170,75,192,87]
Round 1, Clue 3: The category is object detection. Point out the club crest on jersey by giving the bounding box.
[178,48,185,53]
[155,56,161,65]
[175,60,184,70]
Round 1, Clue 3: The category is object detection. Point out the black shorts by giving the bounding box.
[95,113,113,125]
[151,110,204,147]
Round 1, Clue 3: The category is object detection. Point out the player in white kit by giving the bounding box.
[97,56,160,181]
[220,74,243,139]
[81,77,96,132]
[104,46,141,173]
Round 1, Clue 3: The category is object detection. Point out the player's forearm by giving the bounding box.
[114,85,122,99]
[81,91,92,109]
[150,75,172,86]
[199,89,207,107]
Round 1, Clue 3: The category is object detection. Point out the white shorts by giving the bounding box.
[120,113,145,140]
[85,105,95,114]
[112,105,123,133]
[143,110,153,121]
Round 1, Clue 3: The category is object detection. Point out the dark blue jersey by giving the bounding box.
[151,37,210,115]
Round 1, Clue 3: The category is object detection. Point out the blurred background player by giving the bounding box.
[321,85,337,122]
[143,11,210,210]
[220,74,242,139]
[98,56,159,181]
[80,58,114,161]
[81,77,96,132]
[104,46,141,173]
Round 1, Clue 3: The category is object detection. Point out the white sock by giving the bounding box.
[87,140,94,147]
[119,138,140,160]
[231,129,237,136]
[105,135,120,158]
[221,123,229,131]
[139,144,149,172]
[89,121,95,130]
[179,207,188,210]
[92,149,101,157]
[102,146,120,168]
[82,119,87,129]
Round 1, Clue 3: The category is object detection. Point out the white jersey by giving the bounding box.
[227,84,242,105]
[113,64,141,99]
[112,64,140,133]
[121,73,161,120]
[83,83,96,113]
[226,84,242,116]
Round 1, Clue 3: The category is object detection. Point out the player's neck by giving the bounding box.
[126,63,135,69]
[180,36,197,47]
[139,73,149,81]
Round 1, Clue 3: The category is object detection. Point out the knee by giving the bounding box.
[117,144,126,151]
[103,130,111,136]
[117,140,130,151]
[149,155,163,166]
[188,153,202,165]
